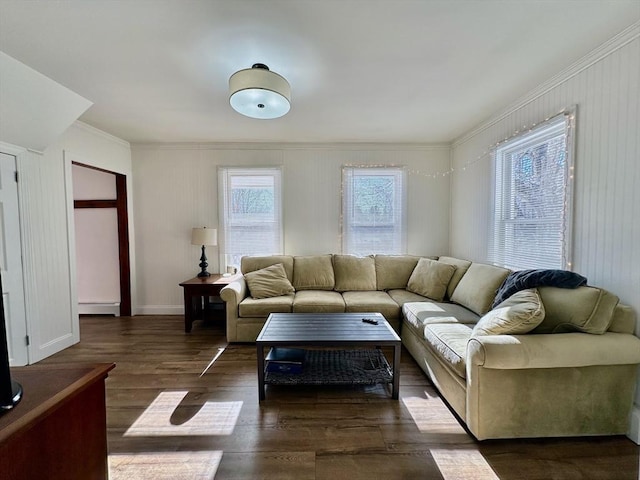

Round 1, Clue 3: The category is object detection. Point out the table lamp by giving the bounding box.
[191,227,217,278]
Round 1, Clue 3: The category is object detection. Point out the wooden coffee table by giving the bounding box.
[256,312,401,401]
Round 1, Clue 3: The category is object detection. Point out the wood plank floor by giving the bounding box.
[40,316,639,480]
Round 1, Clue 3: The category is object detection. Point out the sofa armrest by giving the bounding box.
[467,332,640,370]
[220,277,248,342]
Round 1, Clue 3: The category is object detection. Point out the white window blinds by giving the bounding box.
[489,112,574,270]
[342,167,407,255]
[218,167,283,269]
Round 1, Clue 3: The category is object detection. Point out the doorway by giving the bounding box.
[72,163,131,316]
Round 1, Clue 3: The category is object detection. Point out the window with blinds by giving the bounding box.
[342,167,407,255]
[489,113,574,270]
[218,167,283,269]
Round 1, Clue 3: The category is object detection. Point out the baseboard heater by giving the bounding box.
[78,302,120,317]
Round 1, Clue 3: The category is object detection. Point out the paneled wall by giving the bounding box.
[132,144,451,313]
[450,26,640,439]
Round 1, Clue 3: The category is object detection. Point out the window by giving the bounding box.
[489,113,574,270]
[218,167,283,269]
[342,167,407,255]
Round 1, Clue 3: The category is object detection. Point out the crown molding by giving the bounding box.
[453,21,640,148]
[131,141,451,152]
[0,141,28,155]
[72,120,131,148]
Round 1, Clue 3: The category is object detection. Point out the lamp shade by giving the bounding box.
[229,63,290,119]
[191,227,217,246]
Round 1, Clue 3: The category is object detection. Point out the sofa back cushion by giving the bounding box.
[375,255,420,290]
[533,286,619,334]
[437,256,472,299]
[406,258,457,302]
[608,304,636,334]
[292,255,335,291]
[241,255,294,280]
[450,262,510,316]
[333,255,376,291]
[471,288,545,336]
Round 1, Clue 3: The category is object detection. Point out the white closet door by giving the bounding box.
[0,152,28,365]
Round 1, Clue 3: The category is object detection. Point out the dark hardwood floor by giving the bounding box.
[40,316,639,480]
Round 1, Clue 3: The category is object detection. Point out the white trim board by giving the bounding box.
[78,303,120,317]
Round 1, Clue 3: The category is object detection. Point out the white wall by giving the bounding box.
[450,25,640,441]
[132,144,451,314]
[72,166,121,307]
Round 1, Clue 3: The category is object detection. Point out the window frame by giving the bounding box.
[342,166,407,256]
[488,111,575,271]
[218,166,283,270]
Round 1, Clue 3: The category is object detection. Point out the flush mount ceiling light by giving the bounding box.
[229,63,291,119]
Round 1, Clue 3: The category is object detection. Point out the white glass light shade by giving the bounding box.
[229,64,291,119]
[191,227,217,246]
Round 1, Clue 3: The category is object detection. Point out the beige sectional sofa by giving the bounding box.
[220,254,640,440]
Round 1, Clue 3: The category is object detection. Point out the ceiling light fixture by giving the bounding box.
[229,63,291,119]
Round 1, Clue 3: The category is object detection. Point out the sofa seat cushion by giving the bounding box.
[293,255,335,291]
[403,301,480,328]
[450,262,510,315]
[423,323,473,379]
[342,291,400,319]
[333,255,377,291]
[387,289,427,307]
[293,290,346,313]
[375,255,420,290]
[239,294,294,317]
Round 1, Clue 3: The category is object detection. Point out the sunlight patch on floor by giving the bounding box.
[402,393,467,434]
[108,451,222,480]
[124,390,242,436]
[431,448,500,480]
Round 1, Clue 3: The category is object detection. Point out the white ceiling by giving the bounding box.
[1,1,638,144]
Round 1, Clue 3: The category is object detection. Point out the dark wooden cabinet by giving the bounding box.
[0,363,114,480]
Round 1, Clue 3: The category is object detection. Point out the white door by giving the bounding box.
[0,152,28,365]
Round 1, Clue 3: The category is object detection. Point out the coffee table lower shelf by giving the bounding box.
[264,348,393,387]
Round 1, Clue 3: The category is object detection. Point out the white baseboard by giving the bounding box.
[78,302,120,317]
[628,405,640,445]
[135,305,184,315]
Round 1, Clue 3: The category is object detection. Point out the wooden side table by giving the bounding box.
[179,274,241,333]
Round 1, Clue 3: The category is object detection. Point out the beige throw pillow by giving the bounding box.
[244,263,295,299]
[472,288,545,336]
[406,258,456,302]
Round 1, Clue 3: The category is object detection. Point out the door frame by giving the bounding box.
[72,162,132,316]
